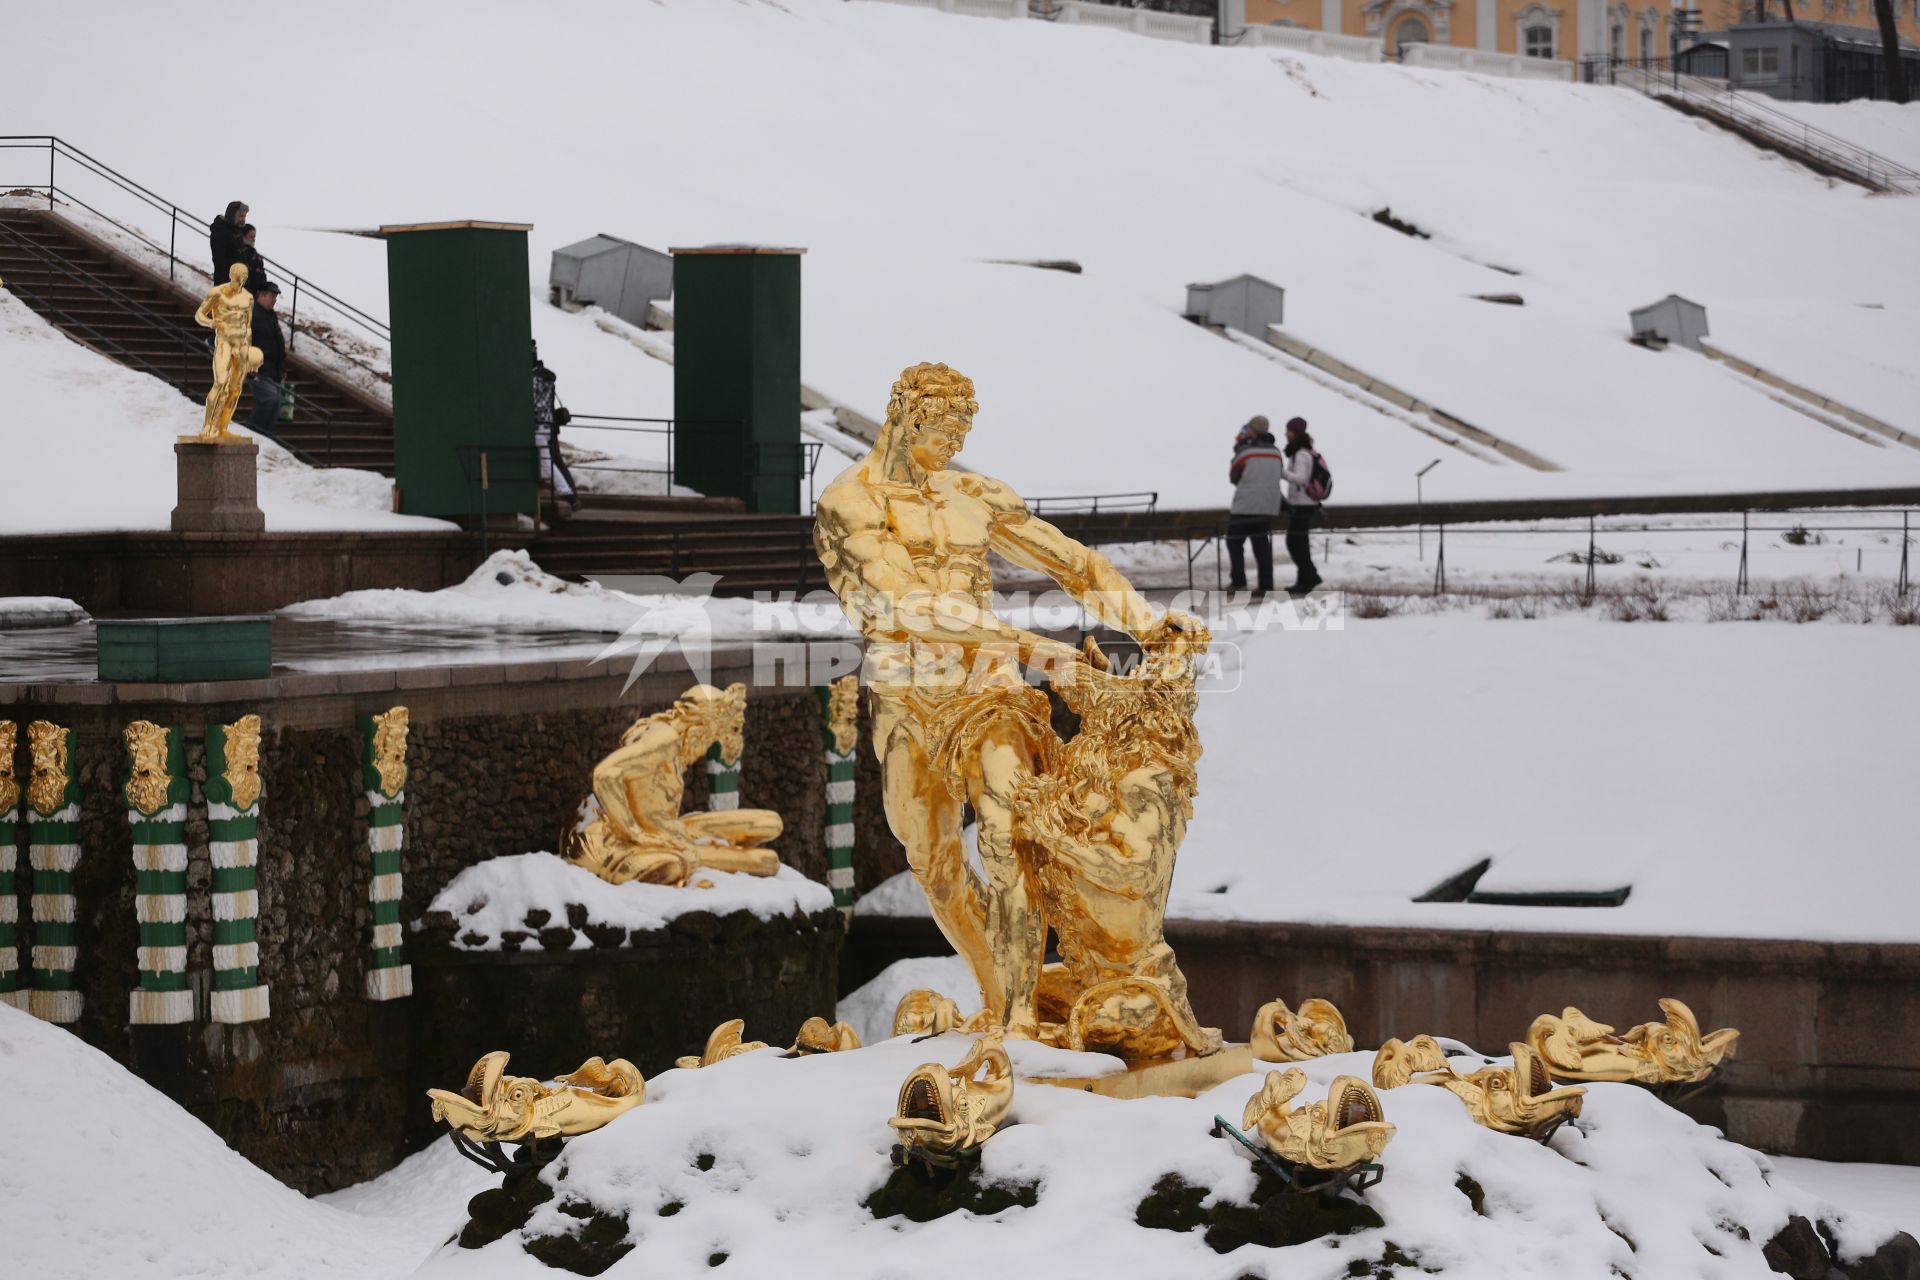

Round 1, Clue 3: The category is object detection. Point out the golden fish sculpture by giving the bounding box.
[1527,999,1739,1087]
[428,1051,645,1144]
[1241,1068,1395,1171]
[788,1017,862,1055]
[675,1018,770,1069]
[889,1034,1015,1159]
[891,988,994,1038]
[1372,1037,1586,1139]
[1252,997,1355,1062]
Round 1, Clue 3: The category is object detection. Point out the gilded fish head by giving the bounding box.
[890,1062,965,1151]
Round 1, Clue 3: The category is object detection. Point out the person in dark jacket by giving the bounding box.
[531,341,579,514]
[236,224,272,296]
[1280,416,1324,596]
[1226,415,1284,595]
[208,201,248,282]
[246,281,286,440]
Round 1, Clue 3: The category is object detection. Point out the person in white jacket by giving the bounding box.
[1280,417,1323,595]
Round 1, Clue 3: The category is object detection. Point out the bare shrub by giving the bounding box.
[1607,579,1669,623]
[1485,595,1542,620]
[1777,581,1830,624]
[1878,585,1920,626]
[1349,594,1404,619]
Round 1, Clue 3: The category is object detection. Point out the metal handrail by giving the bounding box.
[1029,491,1160,515]
[0,216,332,466]
[1597,64,1920,194]
[0,136,394,362]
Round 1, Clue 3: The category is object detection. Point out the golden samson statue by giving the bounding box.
[815,362,1215,1060]
[191,262,262,441]
[566,684,783,888]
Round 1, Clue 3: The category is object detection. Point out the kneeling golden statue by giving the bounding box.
[567,683,783,888]
[1372,1036,1585,1139]
[428,1050,645,1144]
[889,1034,1015,1159]
[1241,1068,1395,1171]
[1527,998,1739,1087]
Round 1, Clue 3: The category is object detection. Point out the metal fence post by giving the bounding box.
[1900,510,1911,596]
[46,138,54,210]
[1432,523,1446,595]
[1736,511,1750,596]
[1586,515,1598,596]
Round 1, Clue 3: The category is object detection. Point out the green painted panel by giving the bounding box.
[97,618,272,682]
[672,252,801,514]
[388,227,536,519]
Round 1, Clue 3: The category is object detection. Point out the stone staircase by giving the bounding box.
[0,205,397,472]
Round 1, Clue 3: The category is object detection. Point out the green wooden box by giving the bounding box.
[672,247,803,514]
[96,616,273,683]
[384,220,537,520]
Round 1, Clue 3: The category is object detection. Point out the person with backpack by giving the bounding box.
[1226,414,1285,596]
[208,201,247,281]
[1281,416,1330,596]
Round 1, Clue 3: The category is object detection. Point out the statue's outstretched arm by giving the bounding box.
[982,483,1158,639]
[193,292,217,329]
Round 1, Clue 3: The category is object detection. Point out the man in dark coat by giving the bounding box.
[236,224,273,296]
[247,281,286,440]
[208,200,248,282]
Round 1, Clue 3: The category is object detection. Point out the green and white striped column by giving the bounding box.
[0,720,25,1011]
[706,741,741,813]
[819,676,859,917]
[26,720,83,1025]
[125,722,192,1026]
[206,717,269,1025]
[359,708,412,1002]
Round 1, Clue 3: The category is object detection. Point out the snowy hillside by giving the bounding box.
[11,0,1920,513]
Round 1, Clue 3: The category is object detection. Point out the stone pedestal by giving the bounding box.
[172,438,265,532]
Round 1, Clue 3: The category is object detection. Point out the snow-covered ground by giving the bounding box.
[0,291,446,535]
[861,606,1920,944]
[427,855,834,950]
[11,0,1920,521]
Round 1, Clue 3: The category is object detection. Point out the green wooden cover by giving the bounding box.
[672,251,802,514]
[387,226,537,519]
[96,617,272,682]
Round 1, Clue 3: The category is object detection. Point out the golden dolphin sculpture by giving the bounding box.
[789,1017,862,1055]
[1372,1037,1585,1139]
[1252,997,1354,1062]
[891,988,994,1038]
[428,1051,645,1143]
[889,1034,1015,1157]
[1527,999,1739,1086]
[675,1018,770,1069]
[1241,1068,1395,1171]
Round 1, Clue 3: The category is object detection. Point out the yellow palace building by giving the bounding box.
[1240,0,1920,66]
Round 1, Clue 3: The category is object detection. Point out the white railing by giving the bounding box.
[1054,1,1213,43]
[1402,43,1571,80]
[1235,24,1384,63]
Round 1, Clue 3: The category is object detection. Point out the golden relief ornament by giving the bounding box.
[190,261,261,440]
[368,706,410,798]
[1527,998,1739,1087]
[1251,997,1354,1062]
[814,362,1215,1060]
[825,674,859,756]
[0,721,18,813]
[221,714,263,811]
[26,720,72,815]
[889,1033,1015,1158]
[567,684,782,888]
[788,1017,862,1055]
[1241,1068,1395,1171]
[427,1050,645,1143]
[123,721,174,817]
[675,1018,770,1069]
[1372,1036,1586,1139]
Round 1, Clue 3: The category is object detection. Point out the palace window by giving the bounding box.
[1524,23,1555,57]
[1391,13,1433,54]
[1611,23,1625,58]
[1640,26,1654,62]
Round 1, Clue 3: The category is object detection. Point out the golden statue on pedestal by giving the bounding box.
[815,362,1214,1061]
[191,262,261,441]
[1241,1068,1395,1171]
[566,684,782,888]
[428,1050,645,1143]
[1526,999,1739,1086]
